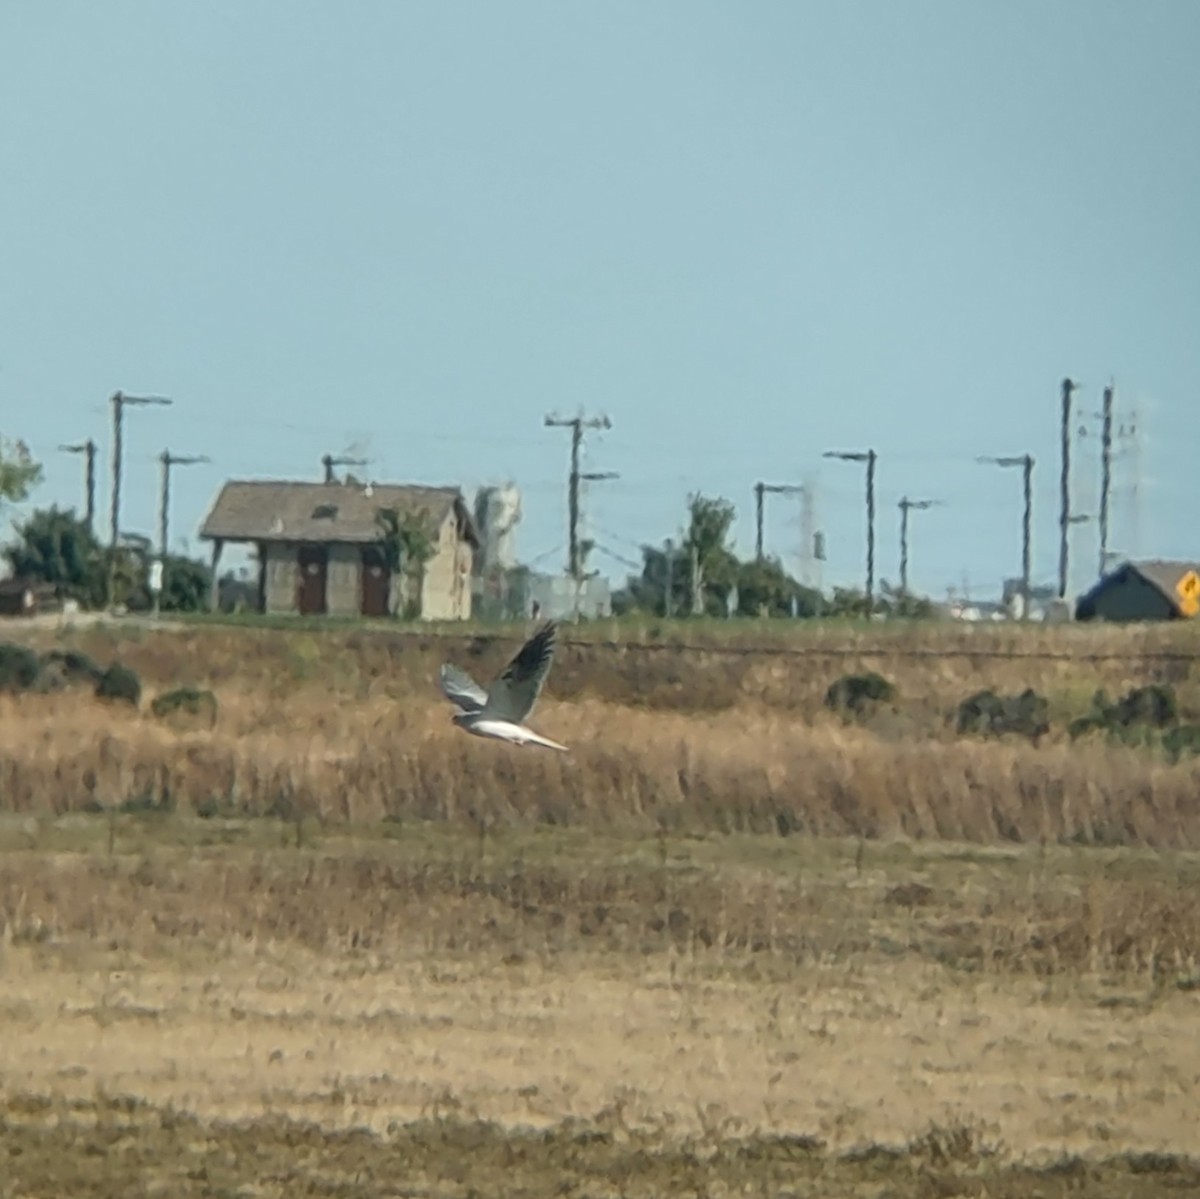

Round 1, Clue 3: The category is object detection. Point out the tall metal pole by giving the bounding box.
[1099,381,1114,576]
[1058,377,1078,599]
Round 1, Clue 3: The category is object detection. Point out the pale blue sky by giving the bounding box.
[2,1,1197,601]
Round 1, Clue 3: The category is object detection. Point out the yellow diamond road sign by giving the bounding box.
[1176,570,1200,618]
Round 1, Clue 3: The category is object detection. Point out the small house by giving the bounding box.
[1075,559,1200,623]
[198,478,480,620]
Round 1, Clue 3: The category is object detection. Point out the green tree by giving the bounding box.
[735,555,823,617]
[160,554,213,613]
[0,438,42,506]
[685,492,739,616]
[4,505,107,605]
[620,541,691,617]
[376,506,438,618]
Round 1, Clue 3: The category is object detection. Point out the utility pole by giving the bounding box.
[754,481,806,561]
[1058,376,1079,599]
[321,453,368,483]
[799,476,819,591]
[109,390,172,608]
[897,497,941,595]
[978,453,1034,617]
[1099,380,1114,577]
[755,483,764,560]
[155,449,210,615]
[822,449,877,615]
[664,537,675,618]
[543,412,616,584]
[59,438,97,531]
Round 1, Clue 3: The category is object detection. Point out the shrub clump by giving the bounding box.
[1163,725,1200,764]
[0,642,41,693]
[1069,685,1180,747]
[824,671,897,719]
[955,688,1049,742]
[35,648,104,692]
[151,686,218,729]
[95,662,142,707]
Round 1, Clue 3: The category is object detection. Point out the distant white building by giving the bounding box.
[473,483,522,574]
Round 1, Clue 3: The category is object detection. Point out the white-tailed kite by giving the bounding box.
[439,621,567,752]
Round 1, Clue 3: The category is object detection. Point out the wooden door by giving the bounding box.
[296,545,328,615]
[360,546,390,617]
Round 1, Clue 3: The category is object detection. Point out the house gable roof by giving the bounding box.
[199,479,481,547]
[1125,559,1200,606]
[1078,558,1200,617]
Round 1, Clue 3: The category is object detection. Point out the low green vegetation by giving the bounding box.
[824,670,898,719]
[956,687,1051,741]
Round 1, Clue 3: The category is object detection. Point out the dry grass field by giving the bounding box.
[1,616,1199,1196]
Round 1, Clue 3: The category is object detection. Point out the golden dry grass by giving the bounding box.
[2,680,1200,847]
[2,618,1200,1195]
[1,823,1199,1196]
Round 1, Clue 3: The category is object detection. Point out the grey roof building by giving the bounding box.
[199,478,480,620]
[1075,559,1200,623]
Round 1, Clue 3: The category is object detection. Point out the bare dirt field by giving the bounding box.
[1,619,1199,1195]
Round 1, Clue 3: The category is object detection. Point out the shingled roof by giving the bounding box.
[1076,558,1200,618]
[199,479,481,547]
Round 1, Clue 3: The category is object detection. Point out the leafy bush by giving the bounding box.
[955,688,1049,742]
[824,671,897,718]
[151,686,218,728]
[0,642,40,692]
[95,662,142,707]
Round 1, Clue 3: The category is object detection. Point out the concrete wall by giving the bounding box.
[420,515,473,620]
[263,542,298,614]
[325,543,361,617]
[259,528,475,620]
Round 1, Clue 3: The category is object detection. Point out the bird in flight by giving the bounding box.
[439,621,568,752]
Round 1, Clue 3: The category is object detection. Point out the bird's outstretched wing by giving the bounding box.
[439,663,489,714]
[481,621,557,724]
